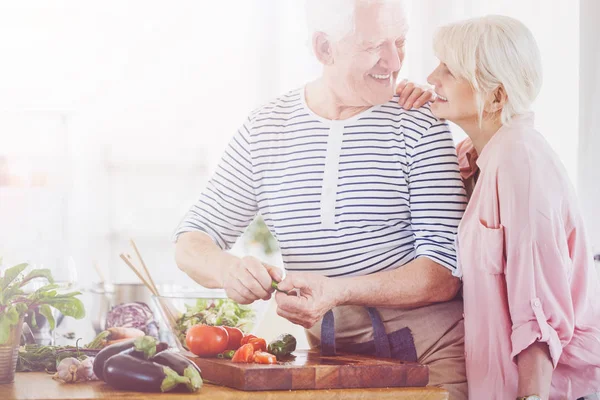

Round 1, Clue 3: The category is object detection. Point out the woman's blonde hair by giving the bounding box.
[433,15,542,126]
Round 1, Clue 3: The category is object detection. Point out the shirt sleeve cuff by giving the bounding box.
[415,245,458,275]
[510,297,563,369]
[171,228,193,243]
[171,225,224,249]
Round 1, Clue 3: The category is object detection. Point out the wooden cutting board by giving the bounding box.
[190,350,428,391]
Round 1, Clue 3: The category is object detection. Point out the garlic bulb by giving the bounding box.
[53,357,81,383]
[77,357,97,381]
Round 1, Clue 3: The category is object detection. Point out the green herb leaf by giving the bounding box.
[15,303,28,314]
[46,290,57,298]
[0,263,28,291]
[39,304,56,330]
[0,263,86,345]
[0,305,20,343]
[5,306,19,324]
[85,330,110,349]
[0,285,25,305]
[33,284,61,296]
[44,297,85,319]
[19,268,54,288]
[29,310,38,329]
[54,291,81,298]
[0,313,14,344]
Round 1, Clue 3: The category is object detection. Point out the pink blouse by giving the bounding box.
[457,113,600,399]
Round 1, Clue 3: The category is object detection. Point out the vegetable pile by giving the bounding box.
[17,342,101,373]
[93,335,202,393]
[17,326,147,373]
[46,334,205,393]
[174,299,255,350]
[185,323,296,365]
[229,333,296,364]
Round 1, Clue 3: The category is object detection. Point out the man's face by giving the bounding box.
[329,1,408,107]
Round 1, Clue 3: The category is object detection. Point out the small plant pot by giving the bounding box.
[0,316,24,384]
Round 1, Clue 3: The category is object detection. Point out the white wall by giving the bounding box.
[0,0,587,280]
[404,0,580,182]
[0,1,269,283]
[0,0,592,349]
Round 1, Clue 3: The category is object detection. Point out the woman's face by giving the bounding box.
[427,62,479,125]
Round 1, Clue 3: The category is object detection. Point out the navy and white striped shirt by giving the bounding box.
[175,88,467,277]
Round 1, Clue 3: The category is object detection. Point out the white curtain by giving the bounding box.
[578,0,600,255]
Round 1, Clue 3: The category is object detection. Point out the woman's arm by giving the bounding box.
[516,341,553,399]
[496,146,576,397]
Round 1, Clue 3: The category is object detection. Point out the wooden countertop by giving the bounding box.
[0,372,449,399]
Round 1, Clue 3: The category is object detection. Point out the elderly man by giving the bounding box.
[174,0,467,397]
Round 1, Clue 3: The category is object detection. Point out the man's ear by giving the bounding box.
[313,32,334,66]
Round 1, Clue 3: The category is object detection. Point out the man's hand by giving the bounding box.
[396,79,434,109]
[221,256,283,305]
[274,272,344,329]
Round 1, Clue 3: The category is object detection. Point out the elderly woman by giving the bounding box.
[426,15,600,400]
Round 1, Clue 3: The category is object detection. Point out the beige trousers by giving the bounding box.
[306,299,468,400]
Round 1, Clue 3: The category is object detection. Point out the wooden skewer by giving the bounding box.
[121,242,179,329]
[124,252,148,283]
[120,252,177,327]
[154,295,178,329]
[119,253,159,297]
[130,239,159,296]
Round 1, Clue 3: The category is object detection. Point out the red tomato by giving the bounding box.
[253,351,277,364]
[240,334,257,346]
[223,327,244,350]
[248,337,267,352]
[186,324,229,357]
[231,343,255,363]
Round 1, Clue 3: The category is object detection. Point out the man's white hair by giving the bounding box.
[305,0,408,42]
[433,15,543,125]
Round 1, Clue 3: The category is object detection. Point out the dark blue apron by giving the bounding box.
[320,307,418,362]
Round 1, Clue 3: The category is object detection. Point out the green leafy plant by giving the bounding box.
[0,260,86,345]
[245,216,278,255]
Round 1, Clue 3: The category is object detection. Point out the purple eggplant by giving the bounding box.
[93,339,136,381]
[103,354,189,393]
[151,351,202,392]
[93,336,166,381]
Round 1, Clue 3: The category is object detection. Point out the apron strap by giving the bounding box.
[320,307,392,358]
[321,309,336,356]
[366,307,392,358]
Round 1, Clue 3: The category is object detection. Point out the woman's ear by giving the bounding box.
[313,32,334,66]
[484,85,507,114]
